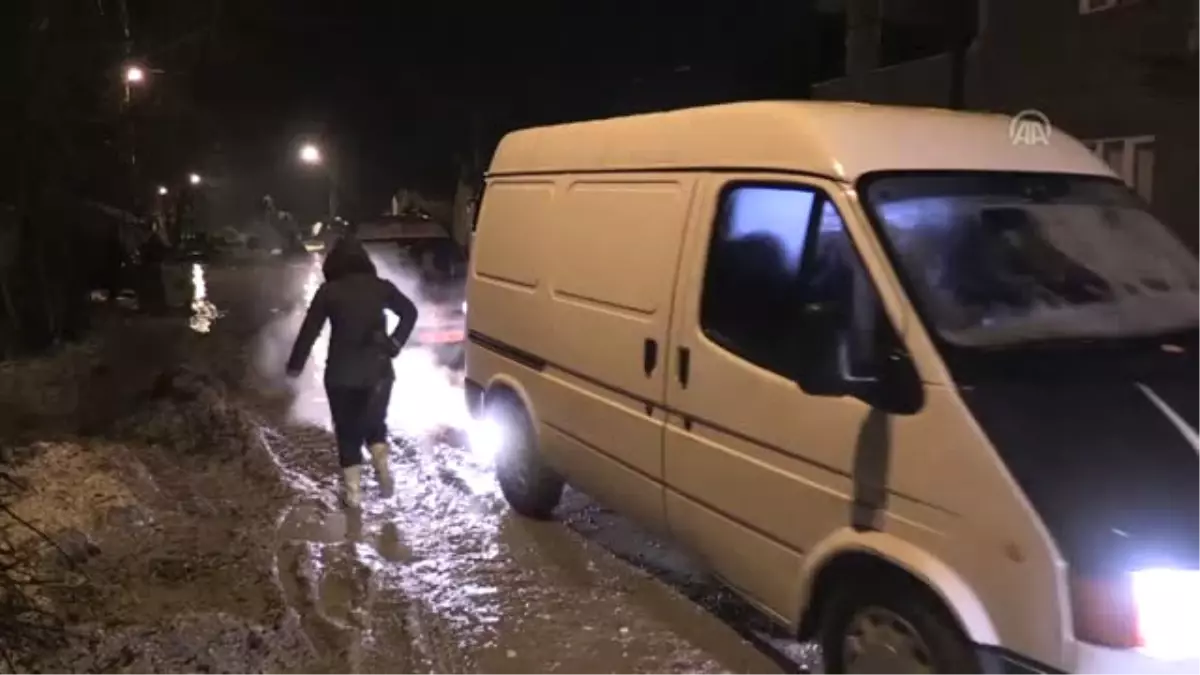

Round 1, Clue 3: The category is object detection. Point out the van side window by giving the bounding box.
[700,184,884,392]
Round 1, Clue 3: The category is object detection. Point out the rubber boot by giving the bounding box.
[342,465,362,508]
[370,443,392,495]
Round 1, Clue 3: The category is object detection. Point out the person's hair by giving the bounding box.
[322,235,377,281]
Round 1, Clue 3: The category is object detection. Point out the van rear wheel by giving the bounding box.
[491,397,563,519]
[820,580,980,674]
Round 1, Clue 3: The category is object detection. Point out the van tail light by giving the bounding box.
[1069,575,1141,650]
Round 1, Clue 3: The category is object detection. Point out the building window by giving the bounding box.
[1082,136,1155,202]
[1079,0,1141,15]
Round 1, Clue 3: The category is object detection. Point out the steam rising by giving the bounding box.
[253,247,470,440]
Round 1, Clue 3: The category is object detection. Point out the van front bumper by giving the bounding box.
[1074,643,1199,675]
[980,644,1199,674]
[977,647,1057,674]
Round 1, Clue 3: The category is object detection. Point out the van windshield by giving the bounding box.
[861,172,1199,348]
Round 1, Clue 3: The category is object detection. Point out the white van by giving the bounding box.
[463,101,1199,674]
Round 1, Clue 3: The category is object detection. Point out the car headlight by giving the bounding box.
[1131,568,1200,660]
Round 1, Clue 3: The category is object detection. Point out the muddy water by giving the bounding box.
[200,258,807,673]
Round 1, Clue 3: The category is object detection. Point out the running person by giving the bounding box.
[286,236,418,507]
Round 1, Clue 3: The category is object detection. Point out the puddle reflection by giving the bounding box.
[188,263,222,333]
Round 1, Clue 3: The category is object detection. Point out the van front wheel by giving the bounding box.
[491,398,563,519]
[820,581,980,674]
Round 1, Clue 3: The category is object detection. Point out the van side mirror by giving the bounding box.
[836,329,924,416]
[795,309,924,416]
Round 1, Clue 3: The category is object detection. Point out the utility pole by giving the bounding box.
[116,0,143,217]
[327,168,338,223]
[946,0,978,110]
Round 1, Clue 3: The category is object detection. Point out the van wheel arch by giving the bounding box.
[798,551,977,650]
[483,380,522,412]
[483,377,536,422]
[483,381,564,519]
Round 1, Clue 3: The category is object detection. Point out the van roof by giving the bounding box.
[488,101,1114,181]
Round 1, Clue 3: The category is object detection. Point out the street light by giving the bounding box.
[297,142,335,220]
[157,185,168,196]
[188,173,202,186]
[299,143,322,165]
[124,65,146,85]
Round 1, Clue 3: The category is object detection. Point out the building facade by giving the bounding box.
[813,0,1199,250]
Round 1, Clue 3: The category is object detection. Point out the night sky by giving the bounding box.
[125,1,837,224]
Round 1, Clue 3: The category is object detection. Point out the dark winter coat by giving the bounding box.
[286,237,419,387]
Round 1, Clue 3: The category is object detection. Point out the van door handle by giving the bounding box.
[677,346,691,388]
[643,338,659,376]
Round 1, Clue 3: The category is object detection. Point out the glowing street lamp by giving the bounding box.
[188,172,202,186]
[157,185,168,196]
[124,65,146,85]
[297,141,336,220]
[299,143,322,165]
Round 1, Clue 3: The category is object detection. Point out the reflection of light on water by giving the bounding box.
[189,263,222,333]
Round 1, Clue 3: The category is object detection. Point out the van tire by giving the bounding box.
[491,397,563,519]
[819,579,980,674]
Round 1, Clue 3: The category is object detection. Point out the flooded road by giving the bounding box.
[187,256,815,673]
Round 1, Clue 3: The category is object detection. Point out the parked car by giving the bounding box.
[358,214,467,369]
[465,101,1199,675]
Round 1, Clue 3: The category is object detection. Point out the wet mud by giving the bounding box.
[250,255,812,673]
[2,258,816,673]
[266,425,790,673]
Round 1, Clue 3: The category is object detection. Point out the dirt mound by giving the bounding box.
[111,365,280,484]
[0,440,154,671]
[0,357,313,673]
[0,339,99,441]
[2,441,145,550]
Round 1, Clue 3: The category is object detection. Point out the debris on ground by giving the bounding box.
[2,441,142,550]
[0,315,314,672]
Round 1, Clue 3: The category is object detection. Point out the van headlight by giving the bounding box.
[1072,568,1200,660]
[1131,568,1200,660]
